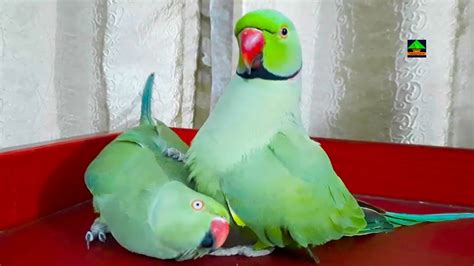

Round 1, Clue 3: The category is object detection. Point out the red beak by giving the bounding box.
[210,217,230,249]
[239,28,264,73]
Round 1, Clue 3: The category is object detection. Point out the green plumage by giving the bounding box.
[85,74,189,199]
[235,9,302,78]
[221,128,366,247]
[187,9,474,258]
[187,76,366,249]
[85,74,229,260]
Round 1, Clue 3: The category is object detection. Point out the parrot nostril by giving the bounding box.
[200,231,214,248]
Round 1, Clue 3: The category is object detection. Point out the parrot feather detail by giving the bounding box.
[186,9,474,263]
[385,212,474,226]
[358,200,474,230]
[84,73,230,260]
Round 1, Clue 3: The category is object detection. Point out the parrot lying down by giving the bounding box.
[84,73,230,261]
[174,9,474,263]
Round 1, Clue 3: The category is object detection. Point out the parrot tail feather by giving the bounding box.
[140,73,155,125]
[356,200,394,235]
[356,199,474,233]
[356,206,394,235]
[384,212,474,227]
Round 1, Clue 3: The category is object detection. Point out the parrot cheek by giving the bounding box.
[239,28,264,73]
[210,217,230,249]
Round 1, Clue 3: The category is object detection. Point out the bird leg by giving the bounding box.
[85,218,110,249]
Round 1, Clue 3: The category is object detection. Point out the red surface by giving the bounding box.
[1,128,473,230]
[1,129,474,265]
[0,133,117,230]
[318,137,474,208]
[0,197,473,266]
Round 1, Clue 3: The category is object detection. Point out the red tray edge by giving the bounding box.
[1,128,473,230]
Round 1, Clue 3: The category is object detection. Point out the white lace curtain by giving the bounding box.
[204,0,474,148]
[0,0,199,149]
[1,0,473,149]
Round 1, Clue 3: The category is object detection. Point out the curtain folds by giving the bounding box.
[207,0,473,148]
[0,0,199,149]
[0,0,472,149]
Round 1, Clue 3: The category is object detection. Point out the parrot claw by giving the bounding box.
[98,232,107,242]
[85,231,94,250]
[210,245,274,257]
[164,148,187,162]
[84,218,109,249]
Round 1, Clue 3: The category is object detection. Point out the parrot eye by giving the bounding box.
[280,26,288,38]
[192,200,204,210]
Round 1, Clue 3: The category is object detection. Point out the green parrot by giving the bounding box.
[84,73,230,261]
[185,9,474,262]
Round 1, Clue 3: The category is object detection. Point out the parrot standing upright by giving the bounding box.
[84,73,230,260]
[185,9,474,262]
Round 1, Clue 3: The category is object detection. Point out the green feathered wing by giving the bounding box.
[84,74,231,260]
[221,127,367,247]
[84,74,193,259]
[219,126,474,246]
[85,74,189,200]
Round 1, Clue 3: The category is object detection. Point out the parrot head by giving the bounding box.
[234,9,302,80]
[150,181,230,260]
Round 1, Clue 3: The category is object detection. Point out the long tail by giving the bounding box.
[357,200,474,235]
[139,73,155,125]
[384,211,474,227]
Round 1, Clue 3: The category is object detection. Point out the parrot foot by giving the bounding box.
[210,245,274,257]
[164,147,187,162]
[85,219,109,249]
